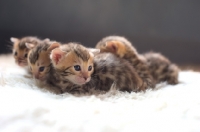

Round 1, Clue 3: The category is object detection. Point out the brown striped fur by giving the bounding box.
[96,36,155,89]
[27,41,60,81]
[143,52,179,84]
[49,42,144,94]
[26,41,62,94]
[96,35,179,85]
[50,43,95,86]
[10,36,43,67]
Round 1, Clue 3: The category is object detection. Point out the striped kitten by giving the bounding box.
[96,36,155,89]
[10,36,43,67]
[48,43,144,94]
[26,41,60,81]
[96,36,179,85]
[26,41,62,94]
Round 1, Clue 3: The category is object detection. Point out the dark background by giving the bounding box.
[0,0,200,64]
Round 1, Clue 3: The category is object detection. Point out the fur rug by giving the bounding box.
[0,54,200,132]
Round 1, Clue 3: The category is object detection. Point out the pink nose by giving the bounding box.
[34,74,40,79]
[83,77,88,81]
[18,60,22,63]
[82,72,89,80]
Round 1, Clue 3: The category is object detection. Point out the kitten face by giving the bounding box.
[28,50,51,81]
[27,42,60,81]
[11,37,44,67]
[51,44,99,85]
[11,38,29,67]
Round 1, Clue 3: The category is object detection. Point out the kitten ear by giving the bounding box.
[10,37,19,43]
[47,42,60,51]
[105,41,118,52]
[50,48,66,65]
[25,43,35,49]
[88,48,100,56]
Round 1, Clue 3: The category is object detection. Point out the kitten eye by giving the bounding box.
[39,66,45,72]
[88,66,92,71]
[74,65,81,71]
[24,53,28,58]
[14,52,17,56]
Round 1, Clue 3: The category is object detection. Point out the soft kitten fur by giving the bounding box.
[10,36,43,67]
[26,41,62,94]
[47,42,144,94]
[96,36,155,89]
[143,52,179,84]
[26,41,60,81]
[96,35,179,85]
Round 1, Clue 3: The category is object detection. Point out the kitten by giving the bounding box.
[26,41,60,81]
[26,41,62,94]
[96,36,155,89]
[48,42,144,94]
[10,36,43,67]
[96,36,179,85]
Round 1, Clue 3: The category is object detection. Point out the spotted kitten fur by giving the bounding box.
[96,35,179,85]
[47,42,144,94]
[96,36,155,89]
[143,52,179,84]
[26,41,62,94]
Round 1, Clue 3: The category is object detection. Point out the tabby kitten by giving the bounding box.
[10,36,43,67]
[26,41,60,81]
[96,36,155,89]
[26,41,63,94]
[48,43,144,94]
[96,36,179,85]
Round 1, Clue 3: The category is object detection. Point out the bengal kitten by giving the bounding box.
[96,36,179,85]
[26,41,60,81]
[10,36,44,67]
[96,36,155,89]
[48,42,144,94]
[26,41,62,94]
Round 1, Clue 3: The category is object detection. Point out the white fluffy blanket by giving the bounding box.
[0,54,200,132]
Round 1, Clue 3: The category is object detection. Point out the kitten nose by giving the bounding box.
[34,74,40,79]
[83,77,88,81]
[18,57,23,61]
[82,72,89,81]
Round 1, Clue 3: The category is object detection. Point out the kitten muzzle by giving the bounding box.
[17,60,28,67]
[33,73,45,81]
[74,76,90,85]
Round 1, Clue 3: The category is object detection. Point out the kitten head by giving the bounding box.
[27,41,60,81]
[50,43,100,85]
[10,36,41,67]
[11,37,29,67]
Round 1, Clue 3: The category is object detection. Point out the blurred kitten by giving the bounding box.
[26,41,62,94]
[96,36,155,89]
[10,36,49,67]
[26,41,60,81]
[96,35,179,85]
